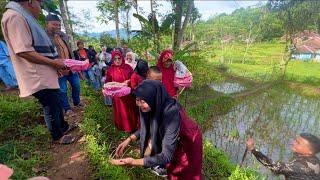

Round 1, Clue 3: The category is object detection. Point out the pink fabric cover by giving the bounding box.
[0,164,13,180]
[102,82,131,97]
[174,72,193,88]
[64,59,90,72]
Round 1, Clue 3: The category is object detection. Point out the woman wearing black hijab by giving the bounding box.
[130,59,149,90]
[112,80,202,180]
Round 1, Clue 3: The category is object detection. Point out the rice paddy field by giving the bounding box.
[192,40,320,179]
[205,81,320,179]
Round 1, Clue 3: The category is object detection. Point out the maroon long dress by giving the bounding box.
[106,51,139,132]
[166,108,203,180]
[157,50,178,98]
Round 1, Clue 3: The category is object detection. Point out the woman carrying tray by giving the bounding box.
[105,50,139,132]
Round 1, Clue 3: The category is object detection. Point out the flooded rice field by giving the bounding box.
[206,82,320,179]
[210,82,246,94]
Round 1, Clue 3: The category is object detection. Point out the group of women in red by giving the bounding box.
[106,49,203,180]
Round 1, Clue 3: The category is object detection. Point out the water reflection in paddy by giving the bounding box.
[205,83,320,178]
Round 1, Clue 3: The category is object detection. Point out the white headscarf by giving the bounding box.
[125,52,137,70]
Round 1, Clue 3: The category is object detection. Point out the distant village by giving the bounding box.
[292,31,320,61]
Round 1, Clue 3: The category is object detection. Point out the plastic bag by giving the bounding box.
[174,60,193,88]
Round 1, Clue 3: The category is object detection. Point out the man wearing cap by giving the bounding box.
[1,0,75,144]
[45,14,82,117]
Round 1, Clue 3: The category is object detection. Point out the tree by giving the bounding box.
[132,0,143,28]
[133,12,174,53]
[120,0,132,42]
[150,0,158,52]
[171,0,194,51]
[100,32,117,48]
[58,0,75,50]
[267,0,320,77]
[97,0,123,47]
[189,6,201,41]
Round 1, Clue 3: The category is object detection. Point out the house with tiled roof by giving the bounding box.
[291,31,320,61]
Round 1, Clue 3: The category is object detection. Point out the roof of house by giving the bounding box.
[295,31,320,53]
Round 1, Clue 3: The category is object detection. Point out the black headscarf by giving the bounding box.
[134,59,149,78]
[134,80,180,159]
[300,133,320,154]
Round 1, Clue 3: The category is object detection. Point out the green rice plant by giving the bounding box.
[228,166,263,180]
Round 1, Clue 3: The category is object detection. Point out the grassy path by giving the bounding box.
[46,103,92,180]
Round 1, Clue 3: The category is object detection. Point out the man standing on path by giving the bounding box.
[1,0,75,144]
[0,40,18,91]
[45,14,82,116]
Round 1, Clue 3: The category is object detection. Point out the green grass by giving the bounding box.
[209,41,285,65]
[204,142,261,180]
[0,93,51,179]
[205,41,320,86]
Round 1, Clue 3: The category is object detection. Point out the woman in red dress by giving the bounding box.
[112,80,203,180]
[157,50,178,98]
[105,50,139,132]
[130,59,149,90]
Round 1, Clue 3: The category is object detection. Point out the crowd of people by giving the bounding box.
[1,0,320,180]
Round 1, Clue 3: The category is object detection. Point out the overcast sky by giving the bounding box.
[67,0,266,33]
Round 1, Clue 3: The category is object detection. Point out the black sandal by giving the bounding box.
[63,124,78,135]
[54,135,76,145]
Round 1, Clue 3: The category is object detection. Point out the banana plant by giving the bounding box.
[133,13,175,53]
[173,42,196,61]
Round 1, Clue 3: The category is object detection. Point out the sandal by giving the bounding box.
[54,135,76,145]
[63,124,78,135]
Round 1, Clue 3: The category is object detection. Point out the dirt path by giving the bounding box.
[1,84,92,179]
[45,102,92,180]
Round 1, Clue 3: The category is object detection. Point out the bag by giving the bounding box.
[174,60,193,88]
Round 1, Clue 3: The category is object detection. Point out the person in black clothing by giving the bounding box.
[246,133,320,180]
[73,41,98,90]
[88,45,97,63]
[73,42,96,64]
[45,14,82,116]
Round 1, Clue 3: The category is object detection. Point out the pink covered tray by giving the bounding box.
[102,82,131,97]
[64,59,90,72]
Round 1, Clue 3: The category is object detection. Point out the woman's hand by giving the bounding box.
[115,138,131,158]
[109,159,126,166]
[246,138,255,151]
[110,158,143,166]
[109,158,134,166]
[119,158,135,166]
[123,80,130,86]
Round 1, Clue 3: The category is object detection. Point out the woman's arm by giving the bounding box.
[115,134,138,158]
[133,129,140,140]
[143,111,180,167]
